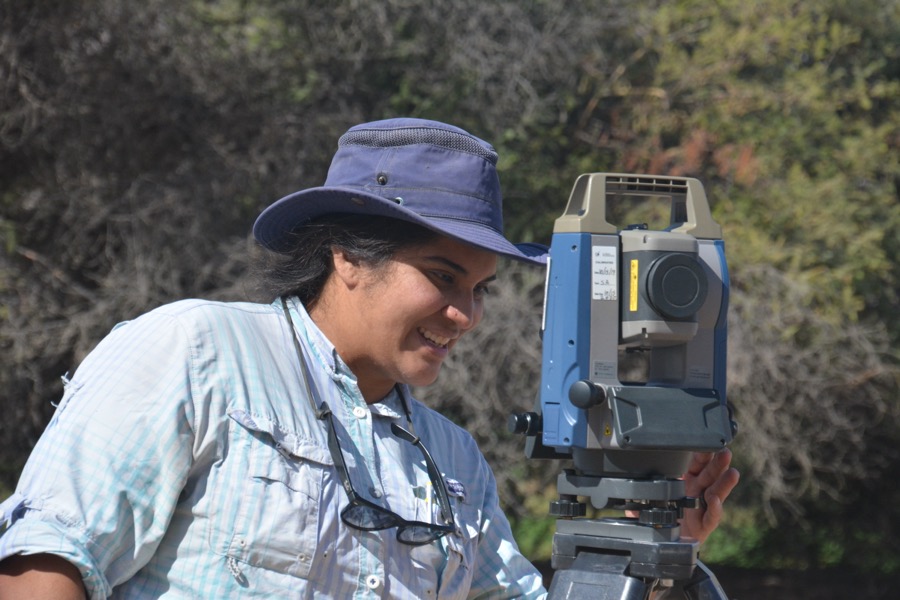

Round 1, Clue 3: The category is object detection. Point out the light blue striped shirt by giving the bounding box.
[0,297,545,599]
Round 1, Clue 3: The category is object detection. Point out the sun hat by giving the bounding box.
[253,118,547,264]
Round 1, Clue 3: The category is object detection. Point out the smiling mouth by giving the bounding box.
[418,327,451,349]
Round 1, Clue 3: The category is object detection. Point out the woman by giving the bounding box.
[0,118,738,598]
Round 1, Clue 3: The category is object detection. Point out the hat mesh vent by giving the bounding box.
[339,127,498,165]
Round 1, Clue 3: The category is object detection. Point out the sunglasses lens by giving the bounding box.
[397,525,446,545]
[342,503,400,530]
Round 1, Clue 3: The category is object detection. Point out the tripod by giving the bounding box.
[545,472,729,600]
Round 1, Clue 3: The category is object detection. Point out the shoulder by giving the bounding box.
[132,298,279,326]
[77,298,288,392]
[109,299,282,343]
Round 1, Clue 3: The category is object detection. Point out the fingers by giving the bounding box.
[685,448,736,498]
[686,451,715,478]
[704,455,740,509]
[702,466,739,514]
[698,490,724,538]
[680,449,741,543]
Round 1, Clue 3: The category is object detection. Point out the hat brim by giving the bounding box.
[254,186,547,264]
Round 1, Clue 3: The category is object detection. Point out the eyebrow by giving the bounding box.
[424,256,498,283]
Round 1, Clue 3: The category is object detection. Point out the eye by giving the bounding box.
[473,283,491,300]
[429,270,455,285]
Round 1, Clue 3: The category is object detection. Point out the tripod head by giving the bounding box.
[510,174,738,596]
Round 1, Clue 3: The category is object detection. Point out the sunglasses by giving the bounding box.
[321,401,456,545]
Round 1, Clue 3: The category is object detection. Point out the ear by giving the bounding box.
[331,248,363,288]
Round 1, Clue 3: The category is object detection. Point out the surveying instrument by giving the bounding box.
[510,174,737,599]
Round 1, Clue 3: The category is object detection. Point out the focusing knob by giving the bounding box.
[508,412,541,436]
[568,380,606,409]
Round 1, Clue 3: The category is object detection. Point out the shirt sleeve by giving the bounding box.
[467,463,547,600]
[0,308,198,599]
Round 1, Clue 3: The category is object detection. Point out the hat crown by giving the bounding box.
[323,118,504,233]
[253,118,547,264]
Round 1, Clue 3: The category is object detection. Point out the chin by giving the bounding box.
[406,368,442,388]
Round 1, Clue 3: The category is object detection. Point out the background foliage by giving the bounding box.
[2,0,899,578]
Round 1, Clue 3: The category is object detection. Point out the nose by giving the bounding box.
[445,292,481,332]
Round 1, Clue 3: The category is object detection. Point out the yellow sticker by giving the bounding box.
[629,259,639,312]
[605,425,612,437]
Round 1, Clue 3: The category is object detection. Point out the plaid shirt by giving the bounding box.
[0,297,544,599]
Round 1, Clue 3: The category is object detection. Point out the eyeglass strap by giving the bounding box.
[281,296,330,420]
[391,422,454,527]
[397,386,417,437]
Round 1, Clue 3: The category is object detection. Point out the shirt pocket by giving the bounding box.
[207,410,332,579]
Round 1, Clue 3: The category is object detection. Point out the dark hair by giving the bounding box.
[255,214,439,307]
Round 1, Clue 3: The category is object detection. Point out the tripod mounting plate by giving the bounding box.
[557,472,689,510]
[553,518,697,579]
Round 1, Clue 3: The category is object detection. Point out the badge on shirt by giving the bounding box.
[445,478,466,503]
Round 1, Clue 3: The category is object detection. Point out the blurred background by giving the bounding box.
[1,1,898,597]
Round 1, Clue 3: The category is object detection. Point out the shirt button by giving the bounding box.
[365,574,382,590]
[352,406,368,419]
[370,488,383,498]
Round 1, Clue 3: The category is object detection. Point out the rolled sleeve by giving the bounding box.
[0,306,198,598]
[0,492,111,598]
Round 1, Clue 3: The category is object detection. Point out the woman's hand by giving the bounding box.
[679,449,740,543]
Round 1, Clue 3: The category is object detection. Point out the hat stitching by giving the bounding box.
[357,184,496,205]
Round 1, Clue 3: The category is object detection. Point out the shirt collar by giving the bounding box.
[282,296,349,380]
[369,386,408,420]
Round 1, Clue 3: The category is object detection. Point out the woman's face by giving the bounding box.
[320,235,498,403]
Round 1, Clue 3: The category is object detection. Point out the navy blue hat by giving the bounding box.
[253,118,547,264]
